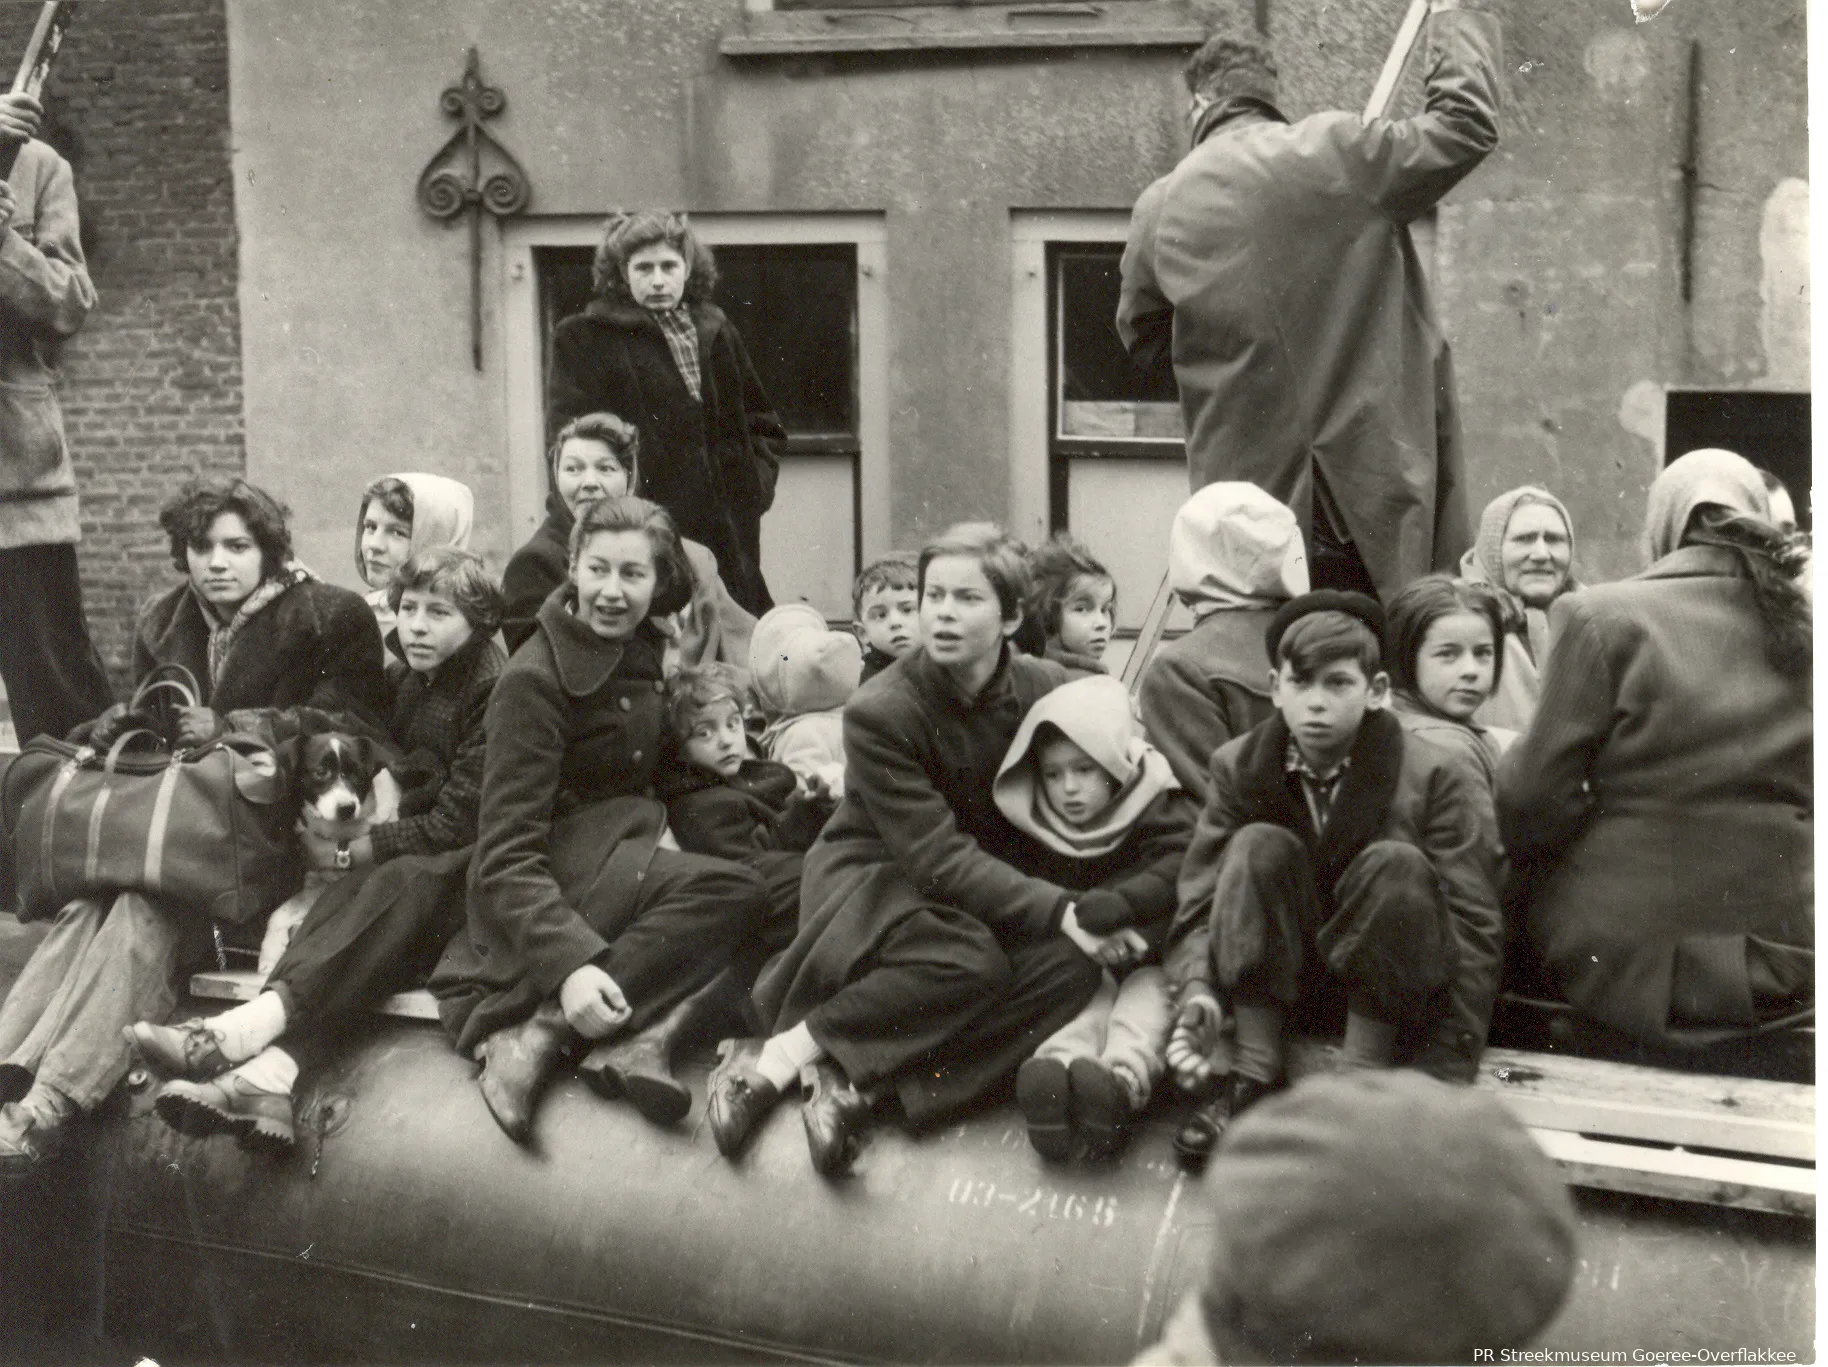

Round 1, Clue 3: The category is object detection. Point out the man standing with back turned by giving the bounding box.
[0,90,112,744]
[1118,2,1502,600]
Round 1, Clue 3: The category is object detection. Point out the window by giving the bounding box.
[1665,390,1811,530]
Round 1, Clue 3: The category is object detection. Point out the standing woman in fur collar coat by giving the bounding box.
[546,211,786,617]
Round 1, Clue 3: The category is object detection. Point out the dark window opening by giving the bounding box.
[1664,390,1810,532]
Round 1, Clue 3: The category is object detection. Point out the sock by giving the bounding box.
[229,1046,298,1096]
[1230,1000,1286,1084]
[1340,1009,1400,1070]
[210,991,289,1065]
[755,1021,823,1092]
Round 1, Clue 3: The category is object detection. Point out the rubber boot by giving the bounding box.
[578,972,733,1126]
[477,999,575,1145]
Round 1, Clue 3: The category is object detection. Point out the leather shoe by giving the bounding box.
[477,999,574,1145]
[1174,1072,1281,1171]
[579,1029,691,1127]
[705,1038,778,1159]
[0,1063,32,1105]
[1069,1057,1133,1162]
[801,1059,872,1178]
[124,1018,232,1081]
[1015,1056,1074,1162]
[156,1074,295,1153]
[0,1086,76,1179]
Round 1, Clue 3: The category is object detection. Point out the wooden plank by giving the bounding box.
[190,971,440,1023]
[1527,1127,1814,1219]
[1481,1047,1814,1163]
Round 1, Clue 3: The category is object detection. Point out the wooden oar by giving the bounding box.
[1,3,77,179]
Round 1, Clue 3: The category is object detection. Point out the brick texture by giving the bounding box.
[0,0,242,691]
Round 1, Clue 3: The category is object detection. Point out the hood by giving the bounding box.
[1643,448,1771,565]
[749,603,862,717]
[993,674,1178,859]
[357,473,475,585]
[1170,482,1309,618]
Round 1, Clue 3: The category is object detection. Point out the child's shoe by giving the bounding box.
[155,1072,296,1154]
[1173,1071,1281,1172]
[1070,1057,1138,1162]
[1016,1055,1073,1162]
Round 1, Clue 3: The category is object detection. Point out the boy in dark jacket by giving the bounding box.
[656,666,835,973]
[852,551,919,685]
[994,675,1197,1161]
[1162,592,1501,1168]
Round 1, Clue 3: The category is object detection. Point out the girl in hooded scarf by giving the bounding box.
[355,473,475,654]
[1457,486,1578,734]
[994,675,1197,1161]
[1500,449,1812,1052]
[1138,483,1309,802]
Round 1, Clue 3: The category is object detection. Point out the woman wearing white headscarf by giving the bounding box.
[1456,486,1577,734]
[1137,483,1309,802]
[1499,450,1812,1051]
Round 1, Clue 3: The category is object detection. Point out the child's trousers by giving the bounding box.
[1035,965,1170,1102]
[1212,823,1454,1025]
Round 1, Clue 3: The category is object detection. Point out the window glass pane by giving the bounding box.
[1055,246,1182,443]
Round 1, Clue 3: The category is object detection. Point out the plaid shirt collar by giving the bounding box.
[1285,737,1351,833]
[653,306,702,402]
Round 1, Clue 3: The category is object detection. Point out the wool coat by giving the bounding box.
[1136,609,1278,804]
[547,297,785,615]
[655,755,831,863]
[1116,10,1501,598]
[430,590,681,1052]
[0,140,94,550]
[1499,547,1813,1049]
[752,647,1074,1033]
[1165,709,1502,1081]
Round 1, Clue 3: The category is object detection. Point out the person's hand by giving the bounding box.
[1096,928,1150,969]
[803,772,831,804]
[559,963,631,1040]
[0,181,15,235]
[1166,990,1223,1091]
[175,706,224,748]
[0,93,42,146]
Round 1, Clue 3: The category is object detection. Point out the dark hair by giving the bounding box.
[918,522,1030,624]
[1684,506,1812,677]
[663,663,746,747]
[388,546,504,637]
[1024,533,1116,640]
[1183,31,1278,103]
[1277,610,1382,681]
[591,210,718,308]
[355,477,414,581]
[159,478,292,580]
[568,494,696,619]
[1387,575,1507,698]
[549,411,640,494]
[852,550,919,617]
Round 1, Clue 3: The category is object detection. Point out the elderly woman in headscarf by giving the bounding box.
[1456,486,1577,733]
[1137,483,1309,802]
[1499,450,1812,1052]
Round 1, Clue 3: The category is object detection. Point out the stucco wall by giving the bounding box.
[225,0,1805,590]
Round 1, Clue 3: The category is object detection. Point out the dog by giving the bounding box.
[255,732,402,977]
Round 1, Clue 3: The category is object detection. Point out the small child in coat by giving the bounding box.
[994,674,1198,1161]
[1017,533,1116,674]
[1162,592,1502,1169]
[656,666,837,977]
[749,603,863,797]
[852,551,919,685]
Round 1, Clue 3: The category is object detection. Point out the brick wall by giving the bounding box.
[0,0,242,690]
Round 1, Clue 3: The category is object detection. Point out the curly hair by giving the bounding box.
[159,478,292,580]
[1387,574,1507,701]
[663,663,747,748]
[388,546,504,638]
[590,210,718,308]
[918,522,1031,624]
[548,410,641,508]
[1684,507,1812,678]
[568,494,697,619]
[1024,533,1116,641]
[1183,30,1279,105]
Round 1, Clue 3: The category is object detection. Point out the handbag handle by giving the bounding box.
[102,728,166,775]
[130,668,200,715]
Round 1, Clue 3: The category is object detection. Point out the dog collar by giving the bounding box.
[334,841,352,871]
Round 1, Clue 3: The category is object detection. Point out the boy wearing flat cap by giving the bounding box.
[1163,591,1502,1163]
[1135,1070,1578,1366]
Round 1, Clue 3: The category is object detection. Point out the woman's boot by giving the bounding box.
[577,972,735,1126]
[477,999,574,1144]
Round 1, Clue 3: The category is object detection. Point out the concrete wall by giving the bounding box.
[222,0,1805,591]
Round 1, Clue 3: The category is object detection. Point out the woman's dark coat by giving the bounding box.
[547,297,785,616]
[1499,546,1813,1049]
[655,756,829,861]
[753,647,1073,1034]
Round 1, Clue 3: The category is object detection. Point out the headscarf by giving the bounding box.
[1169,482,1309,619]
[1458,486,1577,627]
[993,674,1179,859]
[1643,448,1772,564]
[355,473,475,587]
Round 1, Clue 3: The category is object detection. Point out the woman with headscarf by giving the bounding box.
[354,472,475,650]
[1499,449,1812,1051]
[1137,483,1310,802]
[1456,487,1577,734]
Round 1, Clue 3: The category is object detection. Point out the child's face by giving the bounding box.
[555,437,632,514]
[396,587,476,674]
[1055,575,1116,660]
[1414,610,1496,722]
[1271,656,1388,769]
[1036,733,1119,829]
[680,698,747,779]
[359,498,413,589]
[857,583,918,658]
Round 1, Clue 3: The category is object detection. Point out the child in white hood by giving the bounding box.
[994,675,1198,1162]
[355,473,476,653]
[749,603,863,797]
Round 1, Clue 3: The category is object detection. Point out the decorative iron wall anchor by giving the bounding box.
[416,47,531,370]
